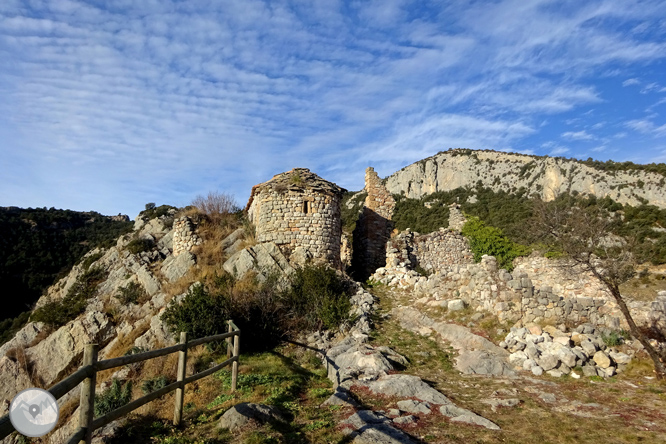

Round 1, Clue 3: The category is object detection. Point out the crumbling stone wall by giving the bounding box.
[386,228,474,273]
[448,203,466,232]
[247,168,345,269]
[374,255,637,330]
[172,217,202,256]
[513,256,607,299]
[352,167,395,278]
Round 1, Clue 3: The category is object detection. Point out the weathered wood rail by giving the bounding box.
[0,320,240,444]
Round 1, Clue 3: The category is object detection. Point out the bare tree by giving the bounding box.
[191,191,239,224]
[529,197,665,379]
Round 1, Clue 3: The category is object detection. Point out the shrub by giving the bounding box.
[160,283,230,341]
[461,216,529,271]
[126,238,154,255]
[139,204,177,221]
[80,251,104,270]
[94,379,132,417]
[141,376,170,395]
[191,191,239,225]
[280,265,352,331]
[115,281,147,305]
[31,266,108,327]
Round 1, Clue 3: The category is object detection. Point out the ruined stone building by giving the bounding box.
[246,168,346,269]
[352,167,396,279]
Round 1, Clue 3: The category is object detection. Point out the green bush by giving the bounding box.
[160,283,230,341]
[115,281,147,305]
[161,266,353,352]
[280,265,352,330]
[461,216,529,271]
[31,266,108,327]
[139,204,176,221]
[95,379,132,417]
[126,238,154,255]
[141,376,170,395]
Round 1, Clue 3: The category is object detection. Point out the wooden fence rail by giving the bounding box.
[0,320,240,444]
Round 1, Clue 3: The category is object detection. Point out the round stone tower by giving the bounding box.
[246,168,346,269]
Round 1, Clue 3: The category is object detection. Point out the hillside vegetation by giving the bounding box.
[0,207,133,321]
[390,185,666,266]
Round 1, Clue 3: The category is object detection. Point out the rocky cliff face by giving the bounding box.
[0,210,198,443]
[385,149,666,208]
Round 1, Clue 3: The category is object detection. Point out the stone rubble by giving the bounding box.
[502,324,636,378]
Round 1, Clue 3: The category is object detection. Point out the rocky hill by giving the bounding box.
[0,207,132,323]
[385,149,666,209]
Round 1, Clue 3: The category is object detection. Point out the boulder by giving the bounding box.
[593,351,612,369]
[0,356,32,416]
[218,403,287,432]
[223,242,294,282]
[26,311,114,386]
[448,299,466,311]
[161,252,196,283]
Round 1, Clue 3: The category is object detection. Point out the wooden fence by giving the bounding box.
[0,320,240,444]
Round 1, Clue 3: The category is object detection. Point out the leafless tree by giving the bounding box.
[529,197,665,379]
[191,191,239,224]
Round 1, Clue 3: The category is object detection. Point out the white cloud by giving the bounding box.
[622,78,640,86]
[562,130,595,140]
[626,119,666,136]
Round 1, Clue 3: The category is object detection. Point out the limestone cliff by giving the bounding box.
[385,149,666,208]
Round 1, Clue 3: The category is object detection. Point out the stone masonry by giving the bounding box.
[386,228,474,273]
[172,216,202,256]
[448,203,466,232]
[246,168,345,269]
[352,167,395,279]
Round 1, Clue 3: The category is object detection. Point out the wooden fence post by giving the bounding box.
[173,332,188,426]
[231,330,239,392]
[226,321,232,359]
[79,344,98,444]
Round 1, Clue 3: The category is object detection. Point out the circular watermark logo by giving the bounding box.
[9,388,59,437]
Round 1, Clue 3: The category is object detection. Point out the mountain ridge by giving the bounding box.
[385,149,666,209]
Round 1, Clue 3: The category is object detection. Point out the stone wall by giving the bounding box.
[373,254,661,332]
[352,167,395,278]
[513,256,607,299]
[172,217,202,256]
[386,229,473,273]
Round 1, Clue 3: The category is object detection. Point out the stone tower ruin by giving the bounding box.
[246,168,346,269]
[352,167,396,279]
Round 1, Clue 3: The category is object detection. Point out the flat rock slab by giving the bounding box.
[364,374,452,405]
[218,403,287,432]
[394,307,514,376]
[342,410,417,444]
[362,374,500,430]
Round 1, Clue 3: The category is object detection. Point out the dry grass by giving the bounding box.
[620,270,666,302]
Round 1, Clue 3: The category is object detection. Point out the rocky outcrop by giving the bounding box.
[394,307,514,377]
[218,403,287,432]
[385,149,666,209]
[0,211,197,443]
[223,242,294,282]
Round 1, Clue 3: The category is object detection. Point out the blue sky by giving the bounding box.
[1,0,666,217]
